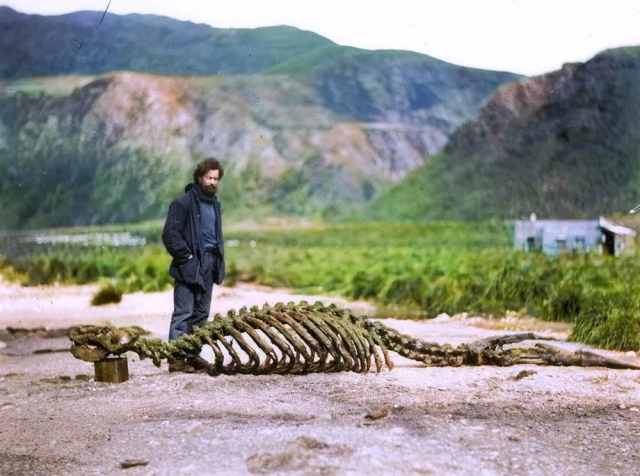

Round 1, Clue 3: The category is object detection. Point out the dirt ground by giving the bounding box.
[1,283,639,475]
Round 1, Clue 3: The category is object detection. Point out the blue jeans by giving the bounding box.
[168,251,218,342]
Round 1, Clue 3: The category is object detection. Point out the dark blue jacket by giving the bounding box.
[162,184,225,288]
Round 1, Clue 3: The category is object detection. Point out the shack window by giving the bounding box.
[573,236,585,250]
[526,236,542,252]
[556,238,567,252]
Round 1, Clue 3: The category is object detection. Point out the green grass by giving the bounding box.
[0,243,172,293]
[1,219,639,351]
[264,46,437,75]
[4,76,97,97]
[570,290,640,351]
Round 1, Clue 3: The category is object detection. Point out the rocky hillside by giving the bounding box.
[0,9,521,228]
[367,47,640,221]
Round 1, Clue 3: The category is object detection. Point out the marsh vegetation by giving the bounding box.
[1,219,638,351]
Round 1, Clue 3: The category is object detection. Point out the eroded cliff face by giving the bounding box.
[451,62,583,157]
[488,63,580,119]
[1,67,503,190]
[82,74,197,156]
[91,71,459,183]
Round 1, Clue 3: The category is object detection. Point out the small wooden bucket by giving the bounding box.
[94,356,129,383]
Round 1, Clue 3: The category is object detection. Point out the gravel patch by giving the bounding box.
[1,284,639,475]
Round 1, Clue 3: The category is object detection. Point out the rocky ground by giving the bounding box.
[0,283,639,475]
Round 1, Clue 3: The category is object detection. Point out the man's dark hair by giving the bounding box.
[193,158,224,183]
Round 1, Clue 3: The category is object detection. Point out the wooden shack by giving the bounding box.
[514,215,636,256]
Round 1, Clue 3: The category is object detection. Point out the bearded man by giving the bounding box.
[162,158,225,373]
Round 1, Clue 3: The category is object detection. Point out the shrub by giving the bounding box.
[91,281,123,306]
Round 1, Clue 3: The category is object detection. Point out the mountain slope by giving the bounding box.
[0,6,334,78]
[270,47,517,122]
[0,8,522,229]
[0,58,518,228]
[367,47,640,221]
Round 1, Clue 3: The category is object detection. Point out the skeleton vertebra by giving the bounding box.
[69,301,640,374]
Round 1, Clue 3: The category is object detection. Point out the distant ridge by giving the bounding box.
[0,6,335,78]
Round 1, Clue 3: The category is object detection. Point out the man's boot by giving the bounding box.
[185,355,213,372]
[168,358,196,373]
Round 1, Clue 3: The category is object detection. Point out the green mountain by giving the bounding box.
[0,6,334,78]
[367,47,640,221]
[0,8,520,229]
[270,47,512,123]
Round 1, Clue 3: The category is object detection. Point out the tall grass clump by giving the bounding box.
[1,240,171,294]
[570,290,640,351]
[483,252,556,314]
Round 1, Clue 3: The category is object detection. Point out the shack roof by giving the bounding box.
[514,216,636,238]
[599,217,636,236]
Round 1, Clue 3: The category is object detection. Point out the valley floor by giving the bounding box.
[0,284,639,475]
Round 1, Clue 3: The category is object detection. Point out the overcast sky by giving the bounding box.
[5,0,640,76]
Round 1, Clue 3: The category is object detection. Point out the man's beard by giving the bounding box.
[201,184,217,196]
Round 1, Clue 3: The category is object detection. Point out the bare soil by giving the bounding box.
[1,283,639,475]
